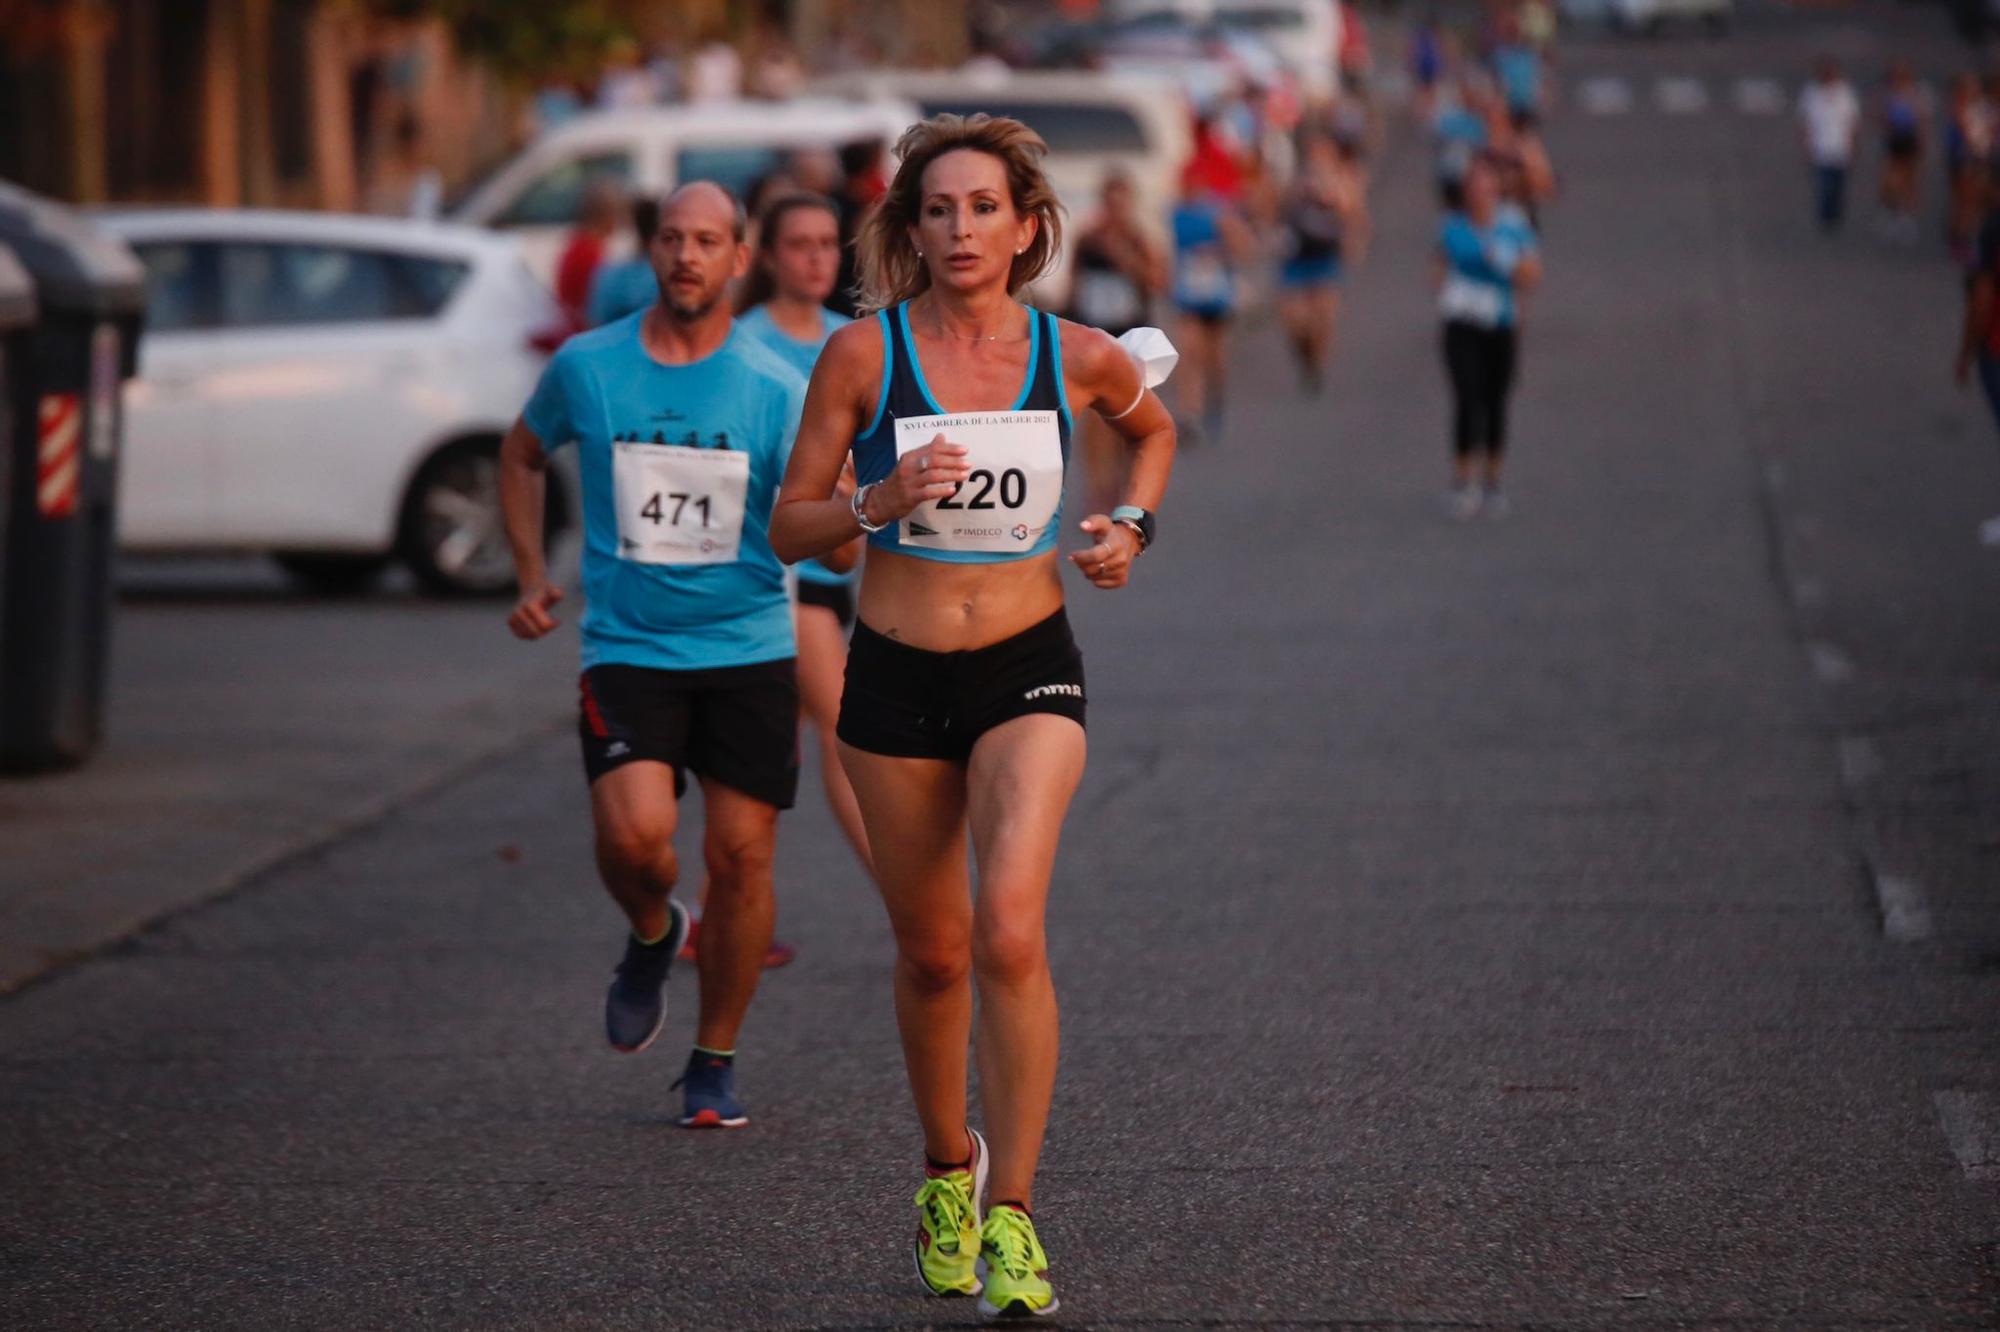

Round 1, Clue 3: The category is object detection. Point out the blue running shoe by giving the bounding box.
[674,1049,749,1129]
[604,899,690,1054]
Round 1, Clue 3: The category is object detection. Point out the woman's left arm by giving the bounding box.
[1062,322,1177,590]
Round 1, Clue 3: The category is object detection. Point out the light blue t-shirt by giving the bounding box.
[1492,45,1541,115]
[738,303,854,587]
[1434,105,1488,184]
[1437,209,1537,330]
[586,257,658,328]
[523,313,806,672]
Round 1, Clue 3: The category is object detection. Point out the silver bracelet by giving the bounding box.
[851,482,889,534]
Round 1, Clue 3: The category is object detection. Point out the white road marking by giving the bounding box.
[1837,736,1881,786]
[1578,77,1635,116]
[1656,77,1709,115]
[1807,641,1854,683]
[1734,77,1788,116]
[1876,874,1934,943]
[1933,1091,1999,1180]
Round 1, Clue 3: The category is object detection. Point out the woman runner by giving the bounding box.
[1436,151,1541,519]
[1276,131,1369,396]
[737,193,874,885]
[769,113,1176,1320]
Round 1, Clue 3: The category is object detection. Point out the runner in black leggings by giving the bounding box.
[1435,153,1541,519]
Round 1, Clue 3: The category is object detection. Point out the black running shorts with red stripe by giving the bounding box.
[577,660,800,809]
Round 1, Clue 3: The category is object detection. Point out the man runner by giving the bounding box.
[498,181,821,1128]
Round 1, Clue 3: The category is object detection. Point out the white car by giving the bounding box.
[451,97,919,286]
[94,209,571,596]
[810,69,1192,308]
[1106,0,1341,99]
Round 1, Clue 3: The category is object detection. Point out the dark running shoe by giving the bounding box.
[604,899,691,1054]
[675,1049,750,1129]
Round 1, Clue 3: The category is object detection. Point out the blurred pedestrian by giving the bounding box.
[735,193,872,892]
[1799,57,1860,233]
[768,111,1176,1323]
[1276,132,1368,396]
[1436,152,1541,519]
[828,138,889,317]
[1170,166,1255,443]
[1068,169,1166,509]
[586,196,660,328]
[1489,11,1543,121]
[1878,61,1926,243]
[1944,73,1989,263]
[498,181,822,1129]
[363,110,442,221]
[1954,181,2000,544]
[1435,73,1494,209]
[686,28,744,103]
[1412,15,1446,119]
[554,178,625,335]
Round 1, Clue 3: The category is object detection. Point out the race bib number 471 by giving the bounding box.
[895,411,1063,554]
[613,442,750,565]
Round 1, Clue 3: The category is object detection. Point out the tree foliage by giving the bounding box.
[358,0,635,84]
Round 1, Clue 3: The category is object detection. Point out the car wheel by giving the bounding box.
[398,439,565,598]
[273,552,390,596]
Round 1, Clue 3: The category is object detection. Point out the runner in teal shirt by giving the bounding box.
[738,301,852,587]
[524,310,804,670]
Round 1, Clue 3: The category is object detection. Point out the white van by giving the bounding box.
[451,97,920,285]
[810,68,1192,308]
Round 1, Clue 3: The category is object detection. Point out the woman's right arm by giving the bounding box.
[771,319,969,563]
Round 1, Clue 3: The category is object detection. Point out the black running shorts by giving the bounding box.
[837,608,1086,761]
[796,578,855,628]
[578,660,800,809]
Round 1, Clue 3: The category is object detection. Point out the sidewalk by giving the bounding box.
[0,568,577,992]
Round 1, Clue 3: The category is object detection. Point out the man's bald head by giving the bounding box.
[661,181,747,243]
[648,180,751,324]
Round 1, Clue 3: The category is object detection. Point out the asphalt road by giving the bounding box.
[4,4,1998,1327]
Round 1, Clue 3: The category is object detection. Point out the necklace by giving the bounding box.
[925,309,1028,344]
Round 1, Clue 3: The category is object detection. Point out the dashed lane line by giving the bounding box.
[1656,76,1709,115]
[1876,874,1935,943]
[1807,640,1855,684]
[1933,1091,1999,1181]
[1734,77,1787,116]
[1838,736,1882,787]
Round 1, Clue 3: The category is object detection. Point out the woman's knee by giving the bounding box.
[897,932,972,994]
[972,916,1048,989]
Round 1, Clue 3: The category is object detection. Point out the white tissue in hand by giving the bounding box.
[1116,326,1179,388]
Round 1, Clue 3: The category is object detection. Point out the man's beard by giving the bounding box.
[663,286,722,321]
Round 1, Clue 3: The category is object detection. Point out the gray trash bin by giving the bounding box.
[0,182,145,773]
[0,243,38,668]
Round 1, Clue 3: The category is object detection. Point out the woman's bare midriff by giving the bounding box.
[855,546,1065,652]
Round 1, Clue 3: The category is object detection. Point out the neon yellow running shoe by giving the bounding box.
[976,1204,1059,1319]
[912,1128,988,1297]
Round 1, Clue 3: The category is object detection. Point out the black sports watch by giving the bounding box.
[1110,505,1155,552]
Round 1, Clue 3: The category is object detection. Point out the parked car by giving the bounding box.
[94,209,572,596]
[809,68,1191,308]
[450,97,920,286]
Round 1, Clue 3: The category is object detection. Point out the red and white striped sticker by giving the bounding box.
[37,392,81,518]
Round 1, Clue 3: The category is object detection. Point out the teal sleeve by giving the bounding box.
[522,352,575,453]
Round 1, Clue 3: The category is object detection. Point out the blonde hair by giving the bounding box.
[853,113,1064,313]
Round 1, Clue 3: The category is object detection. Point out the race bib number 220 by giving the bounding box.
[612,442,749,565]
[894,411,1063,554]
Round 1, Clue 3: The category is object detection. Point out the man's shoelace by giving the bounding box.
[913,1175,975,1248]
[982,1208,1042,1278]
